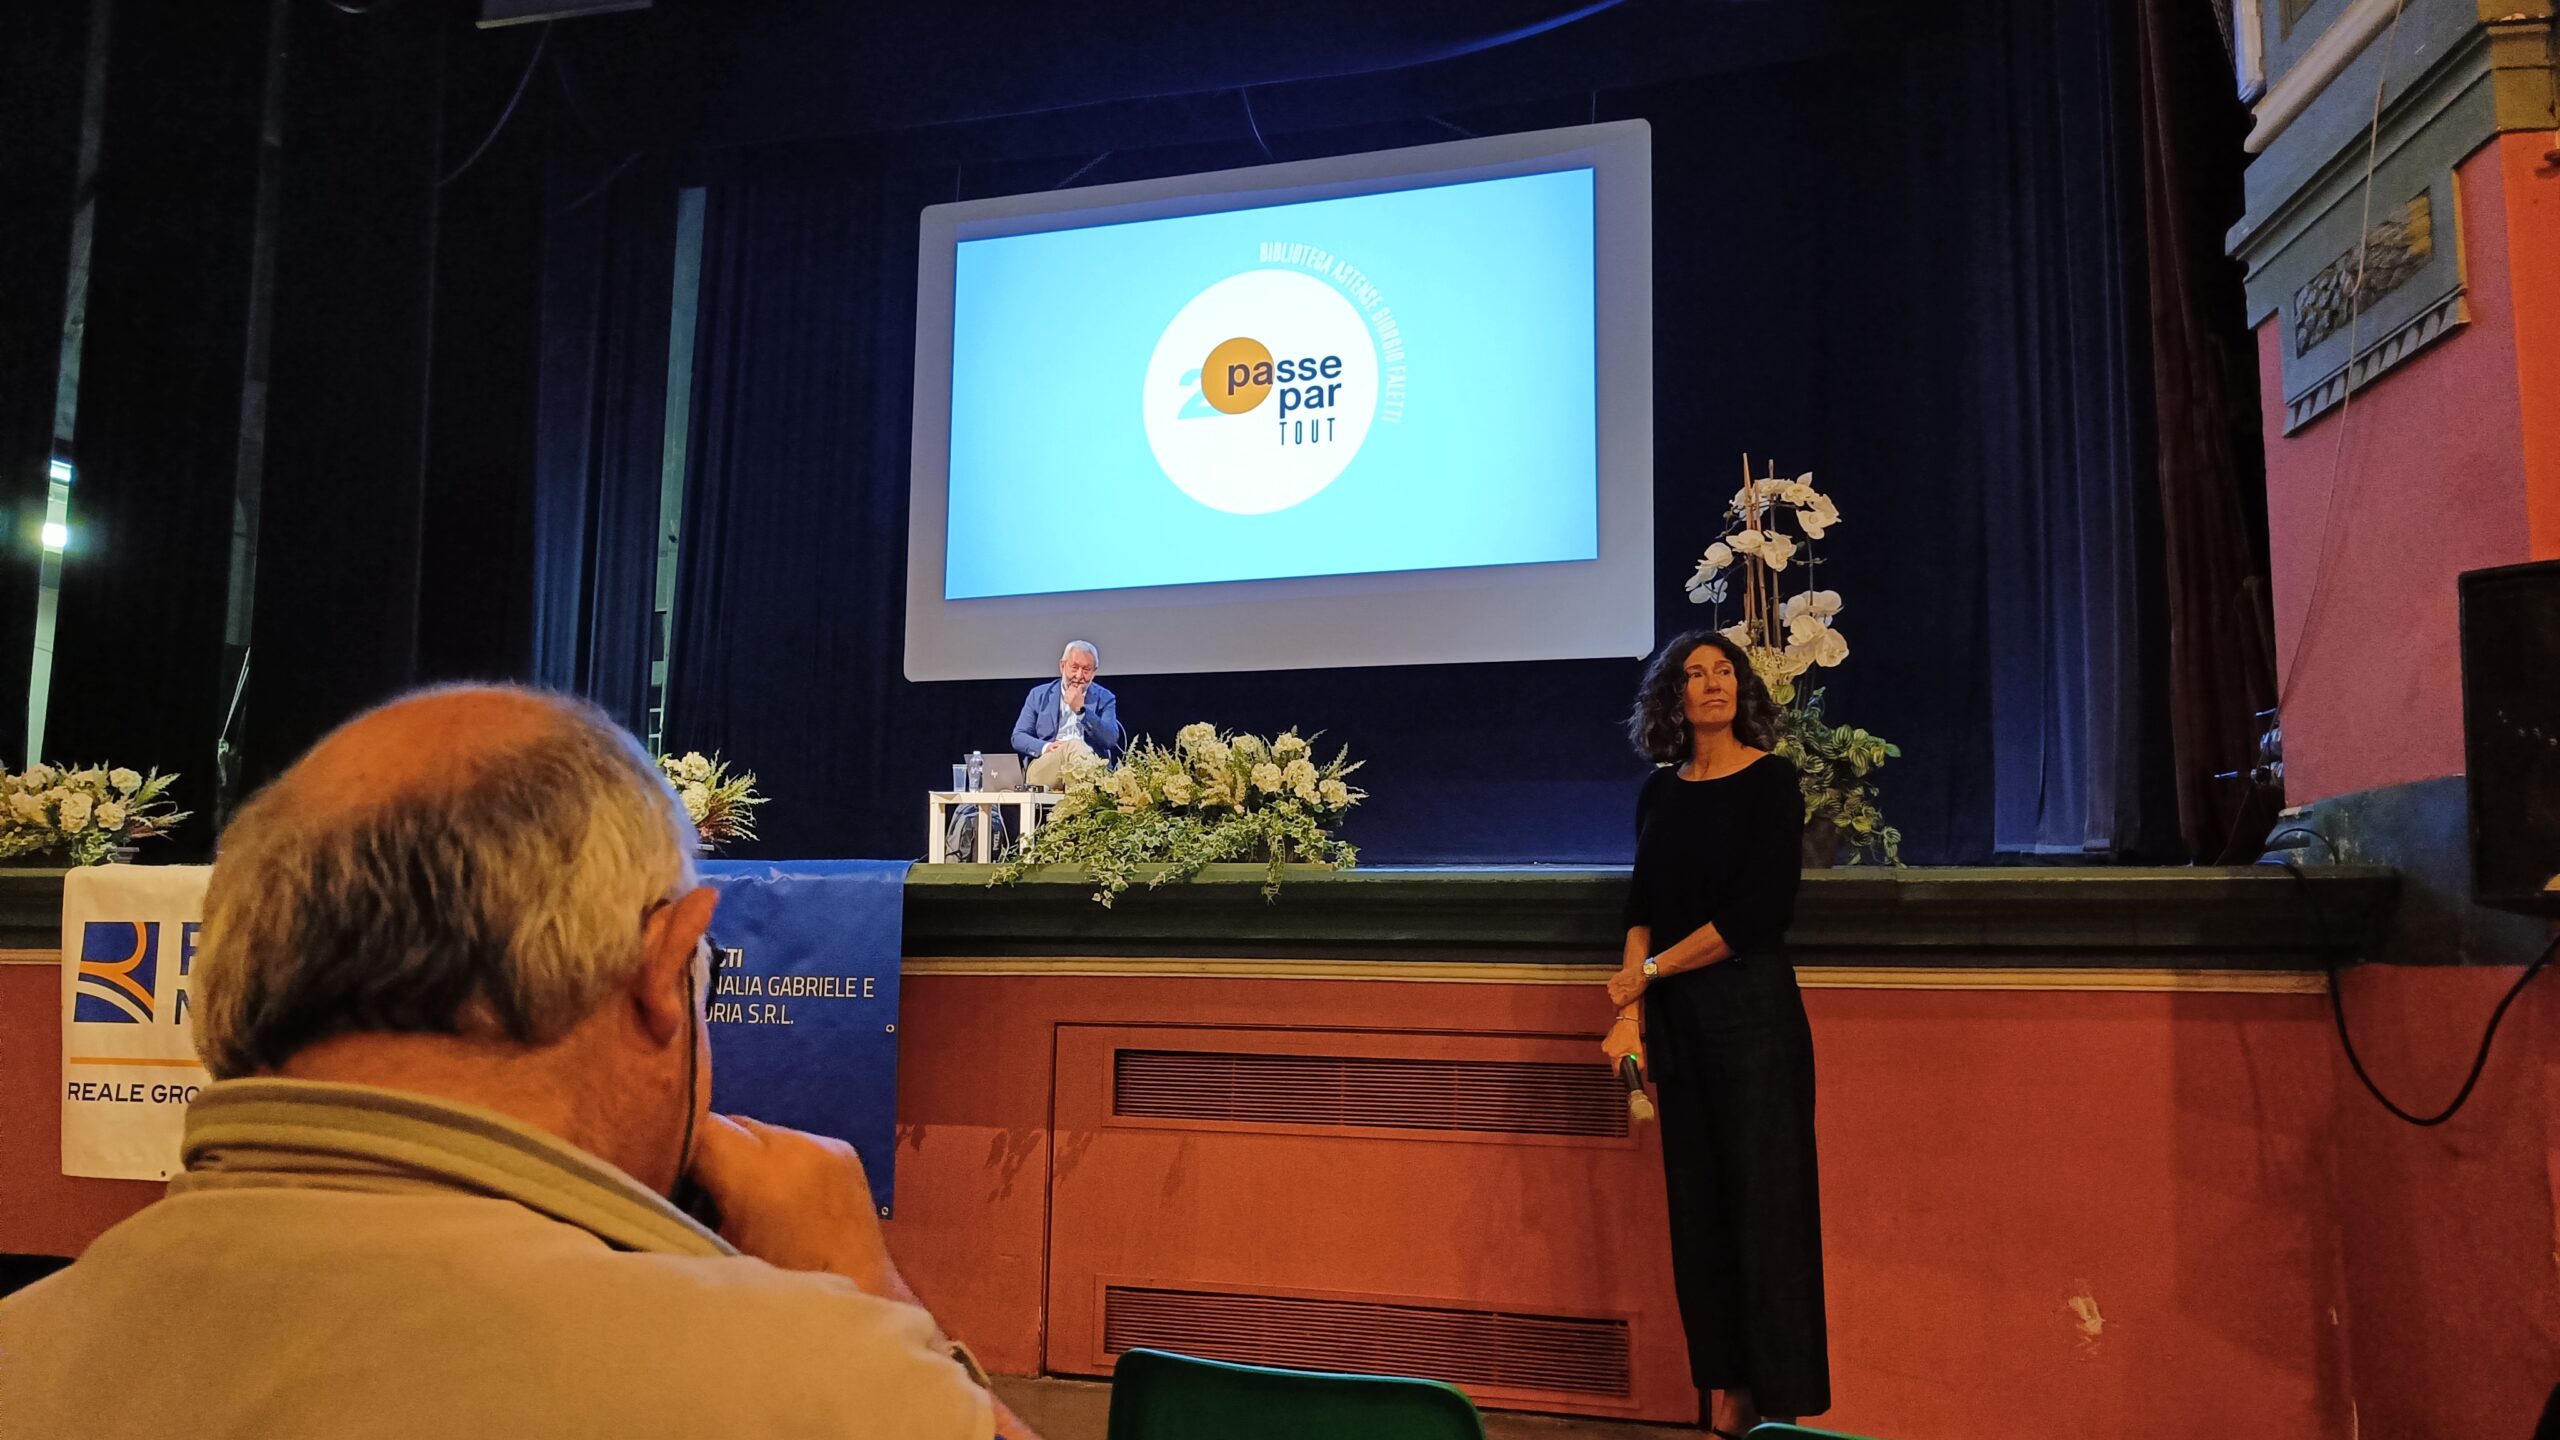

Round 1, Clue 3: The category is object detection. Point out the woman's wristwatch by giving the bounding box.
[1641,954,1659,979]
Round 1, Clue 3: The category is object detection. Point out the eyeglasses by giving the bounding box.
[695,933,722,1016]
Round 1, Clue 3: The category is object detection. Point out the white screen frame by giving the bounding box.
[904,119,1652,681]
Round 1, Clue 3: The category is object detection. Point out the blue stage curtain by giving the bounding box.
[638,1,2189,865]
[529,162,679,741]
[660,147,1667,865]
[1961,0,2179,860]
[663,155,957,858]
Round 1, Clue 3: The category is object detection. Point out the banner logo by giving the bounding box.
[1143,268,1379,515]
[73,920,159,1025]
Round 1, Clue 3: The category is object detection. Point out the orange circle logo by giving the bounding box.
[1200,336,1273,415]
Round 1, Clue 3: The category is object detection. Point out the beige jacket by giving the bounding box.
[0,1079,993,1440]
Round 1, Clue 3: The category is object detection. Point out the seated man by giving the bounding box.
[1012,639,1124,789]
[0,686,1038,1440]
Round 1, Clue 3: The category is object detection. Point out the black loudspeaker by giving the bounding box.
[2459,558,2560,914]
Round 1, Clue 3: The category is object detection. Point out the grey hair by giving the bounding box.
[1061,640,1098,664]
[193,687,698,1079]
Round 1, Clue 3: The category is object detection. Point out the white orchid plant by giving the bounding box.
[1686,457,1902,864]
[657,751,766,851]
[1686,463,1852,701]
[0,764,189,866]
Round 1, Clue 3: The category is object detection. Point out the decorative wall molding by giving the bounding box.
[905,864,2399,967]
[2227,2,2491,419]
[2285,287,2469,431]
[2247,0,2406,153]
[2484,5,2560,130]
[0,870,63,952]
[2229,3,2538,270]
[2234,0,2270,102]
[2246,0,2553,155]
[902,955,2330,994]
[2292,193,2434,356]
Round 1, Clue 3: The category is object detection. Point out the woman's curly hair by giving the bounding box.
[1626,629,1781,763]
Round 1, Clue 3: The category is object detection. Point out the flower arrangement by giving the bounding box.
[1780,690,1902,866]
[657,751,766,852]
[0,765,189,866]
[1686,457,1903,865]
[996,723,1364,905]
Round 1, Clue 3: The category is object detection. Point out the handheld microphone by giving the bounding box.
[1610,999,1652,1121]
[1619,1053,1654,1122]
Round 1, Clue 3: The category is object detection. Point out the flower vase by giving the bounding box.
[1801,818,1840,869]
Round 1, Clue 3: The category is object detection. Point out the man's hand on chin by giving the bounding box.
[689,1113,911,1303]
[692,1114,1047,1440]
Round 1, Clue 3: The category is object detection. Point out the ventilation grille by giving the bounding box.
[1103,1285,1632,1399]
[1113,1049,1626,1138]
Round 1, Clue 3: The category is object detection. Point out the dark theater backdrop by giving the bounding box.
[8,0,2271,868]
[25,8,2560,1440]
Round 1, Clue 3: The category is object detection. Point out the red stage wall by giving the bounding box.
[0,961,158,1256]
[2261,137,2560,809]
[8,958,2557,1436]
[880,968,2556,1438]
[2318,962,2560,1440]
[2496,133,2560,561]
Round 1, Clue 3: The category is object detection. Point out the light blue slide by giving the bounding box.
[943,167,1599,601]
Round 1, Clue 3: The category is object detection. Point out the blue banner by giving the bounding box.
[697,860,909,1215]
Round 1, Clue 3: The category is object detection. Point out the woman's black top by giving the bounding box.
[1621,753,1804,956]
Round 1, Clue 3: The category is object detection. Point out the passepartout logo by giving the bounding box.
[73,920,158,1024]
[1143,268,1379,515]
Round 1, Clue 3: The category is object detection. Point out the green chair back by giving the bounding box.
[1750,1423,1887,1440]
[1105,1347,1485,1440]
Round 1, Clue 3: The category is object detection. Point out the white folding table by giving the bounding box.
[924,789,1061,863]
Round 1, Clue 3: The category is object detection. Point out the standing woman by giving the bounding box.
[1605,630,1829,1434]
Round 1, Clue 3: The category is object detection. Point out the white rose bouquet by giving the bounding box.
[655,751,767,851]
[0,764,189,866]
[997,724,1364,905]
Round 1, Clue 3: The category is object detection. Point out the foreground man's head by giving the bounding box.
[195,684,718,1193]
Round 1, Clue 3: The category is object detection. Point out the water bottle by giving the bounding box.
[966,751,985,791]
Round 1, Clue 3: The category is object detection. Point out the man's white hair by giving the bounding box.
[1061,640,1098,665]
[193,686,698,1079]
